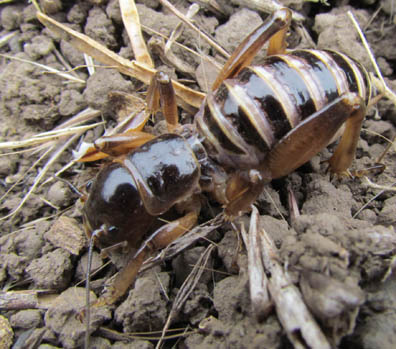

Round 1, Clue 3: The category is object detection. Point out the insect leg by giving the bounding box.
[93,211,198,307]
[76,130,155,162]
[263,92,364,179]
[211,8,292,90]
[267,12,289,55]
[327,97,366,175]
[146,71,179,132]
[224,170,269,218]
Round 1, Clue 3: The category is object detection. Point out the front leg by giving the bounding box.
[76,71,181,162]
[94,211,198,307]
[224,169,270,218]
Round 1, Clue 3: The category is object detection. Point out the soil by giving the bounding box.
[0,0,395,348]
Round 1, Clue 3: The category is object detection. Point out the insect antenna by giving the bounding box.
[84,227,103,349]
[52,175,85,198]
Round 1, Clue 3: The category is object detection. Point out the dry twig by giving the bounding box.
[249,207,331,349]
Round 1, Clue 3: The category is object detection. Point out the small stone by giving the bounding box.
[106,0,122,24]
[21,104,49,123]
[45,216,86,255]
[314,8,371,68]
[301,178,355,218]
[199,316,227,336]
[195,60,220,93]
[3,253,28,281]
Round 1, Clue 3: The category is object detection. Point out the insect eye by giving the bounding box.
[85,180,93,192]
[107,226,119,235]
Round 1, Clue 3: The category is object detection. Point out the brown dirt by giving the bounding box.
[0,0,395,348]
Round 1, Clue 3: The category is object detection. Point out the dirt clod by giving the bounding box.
[10,309,43,329]
[114,267,170,332]
[215,8,263,56]
[85,7,117,50]
[44,216,86,255]
[83,68,133,112]
[27,248,73,290]
[44,287,111,349]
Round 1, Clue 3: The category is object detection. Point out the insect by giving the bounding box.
[79,8,371,308]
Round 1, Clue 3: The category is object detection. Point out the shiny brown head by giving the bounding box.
[82,162,154,249]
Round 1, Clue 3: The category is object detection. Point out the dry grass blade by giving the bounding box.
[156,244,215,349]
[0,134,80,221]
[36,11,205,108]
[53,107,102,130]
[119,0,153,68]
[141,24,223,70]
[0,146,54,205]
[0,53,85,84]
[0,31,18,48]
[84,54,95,76]
[97,326,195,342]
[347,11,396,107]
[159,0,230,58]
[165,3,200,54]
[353,180,396,218]
[149,3,200,75]
[0,123,103,150]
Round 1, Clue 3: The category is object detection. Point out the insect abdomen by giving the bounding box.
[195,49,370,170]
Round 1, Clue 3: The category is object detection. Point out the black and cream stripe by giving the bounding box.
[195,49,371,170]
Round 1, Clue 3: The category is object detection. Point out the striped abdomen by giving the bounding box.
[195,49,371,170]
